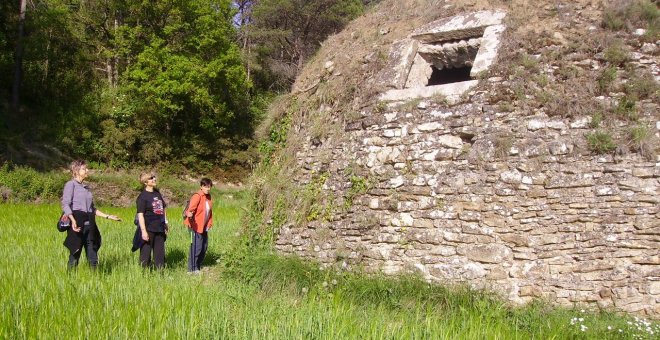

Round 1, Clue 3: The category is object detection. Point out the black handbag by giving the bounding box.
[57,213,71,232]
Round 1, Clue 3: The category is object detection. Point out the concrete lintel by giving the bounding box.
[411,10,506,43]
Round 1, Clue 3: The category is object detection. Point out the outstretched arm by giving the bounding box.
[95,209,122,221]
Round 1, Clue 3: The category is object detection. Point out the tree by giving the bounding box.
[107,0,253,168]
[246,0,364,91]
[10,0,27,116]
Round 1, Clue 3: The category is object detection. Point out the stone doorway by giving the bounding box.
[379,10,506,103]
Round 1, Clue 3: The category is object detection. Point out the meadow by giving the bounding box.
[0,196,657,339]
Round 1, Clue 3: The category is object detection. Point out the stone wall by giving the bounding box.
[275,89,660,316]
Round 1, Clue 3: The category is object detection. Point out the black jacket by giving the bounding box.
[63,210,102,253]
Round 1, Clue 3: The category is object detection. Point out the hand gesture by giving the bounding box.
[71,218,80,232]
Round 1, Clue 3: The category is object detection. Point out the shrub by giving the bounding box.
[602,0,660,33]
[519,54,540,72]
[344,174,371,209]
[602,10,626,31]
[494,134,514,158]
[603,42,630,66]
[590,112,604,128]
[597,66,618,94]
[374,101,387,113]
[0,163,68,203]
[613,96,638,121]
[586,131,617,154]
[627,124,657,159]
[625,69,659,100]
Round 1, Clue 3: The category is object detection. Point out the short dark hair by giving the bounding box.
[200,178,213,187]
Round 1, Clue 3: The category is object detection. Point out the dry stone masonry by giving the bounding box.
[379,11,506,103]
[274,10,660,317]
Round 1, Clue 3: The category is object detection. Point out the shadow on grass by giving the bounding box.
[97,252,131,274]
[166,248,187,268]
[202,251,222,267]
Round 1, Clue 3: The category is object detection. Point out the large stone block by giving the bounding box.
[458,243,512,263]
[376,39,419,89]
[410,10,507,43]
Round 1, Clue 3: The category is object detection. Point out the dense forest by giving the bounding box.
[0,0,371,179]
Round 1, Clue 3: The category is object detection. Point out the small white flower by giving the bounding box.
[578,318,584,322]
[580,325,588,332]
[580,309,585,313]
[618,329,623,332]
[607,326,612,330]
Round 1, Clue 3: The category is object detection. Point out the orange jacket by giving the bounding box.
[183,190,213,233]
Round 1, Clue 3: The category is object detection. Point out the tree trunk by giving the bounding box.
[112,18,119,87]
[11,0,27,115]
[43,29,51,83]
[107,58,113,85]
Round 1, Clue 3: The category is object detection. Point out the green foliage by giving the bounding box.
[237,190,271,252]
[590,112,603,128]
[302,172,332,222]
[519,54,539,72]
[624,69,659,100]
[374,101,387,113]
[344,174,370,209]
[223,252,660,339]
[271,196,288,228]
[1,0,260,177]
[1,0,104,160]
[586,131,617,154]
[628,124,652,146]
[2,203,660,338]
[626,123,657,159]
[258,113,292,165]
[603,41,630,66]
[395,97,423,112]
[602,0,660,37]
[114,0,253,168]
[0,163,68,203]
[597,66,618,94]
[247,0,365,90]
[613,95,638,121]
[603,8,626,30]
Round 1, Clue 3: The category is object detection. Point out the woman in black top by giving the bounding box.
[136,172,169,269]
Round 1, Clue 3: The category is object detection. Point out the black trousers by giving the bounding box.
[68,225,98,268]
[188,231,208,272]
[139,231,166,269]
[67,212,99,269]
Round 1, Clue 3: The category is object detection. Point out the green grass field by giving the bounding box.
[0,196,657,339]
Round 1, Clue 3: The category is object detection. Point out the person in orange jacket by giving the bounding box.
[184,178,213,273]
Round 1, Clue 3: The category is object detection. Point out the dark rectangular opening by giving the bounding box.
[427,66,473,86]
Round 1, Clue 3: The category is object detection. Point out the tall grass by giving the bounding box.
[0,201,657,339]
